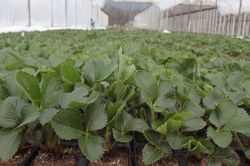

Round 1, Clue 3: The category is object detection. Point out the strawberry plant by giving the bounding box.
[0,30,250,165]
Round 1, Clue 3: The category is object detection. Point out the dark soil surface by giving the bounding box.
[89,148,129,166]
[0,153,28,166]
[32,152,76,166]
[137,153,178,166]
[0,147,33,166]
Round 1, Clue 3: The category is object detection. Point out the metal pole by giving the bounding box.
[215,0,218,34]
[27,0,31,27]
[187,2,191,32]
[197,0,203,33]
[74,0,77,27]
[237,0,243,36]
[51,0,54,27]
[65,0,68,26]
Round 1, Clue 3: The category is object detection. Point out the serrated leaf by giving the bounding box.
[61,60,81,84]
[41,72,61,108]
[207,73,227,89]
[182,118,206,132]
[0,97,39,129]
[16,71,42,106]
[166,133,185,150]
[126,118,148,133]
[0,129,22,161]
[112,128,132,143]
[203,87,225,110]
[224,109,250,135]
[59,86,98,109]
[207,127,232,148]
[227,71,244,91]
[117,49,136,82]
[205,147,240,166]
[114,111,148,133]
[144,130,163,146]
[156,112,190,135]
[209,99,237,128]
[134,71,159,104]
[79,135,104,161]
[39,108,60,125]
[181,137,213,155]
[142,143,164,165]
[52,109,82,140]
[82,58,118,83]
[107,100,126,123]
[84,102,107,131]
[184,100,204,117]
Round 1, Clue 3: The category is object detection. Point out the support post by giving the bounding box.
[237,0,243,36]
[27,0,31,27]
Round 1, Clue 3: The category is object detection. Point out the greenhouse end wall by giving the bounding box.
[0,0,108,32]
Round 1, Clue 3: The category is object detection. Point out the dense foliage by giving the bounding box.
[0,30,250,165]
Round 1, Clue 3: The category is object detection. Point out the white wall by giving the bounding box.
[134,5,161,30]
[0,0,108,32]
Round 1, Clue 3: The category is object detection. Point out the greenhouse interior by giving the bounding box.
[0,0,250,166]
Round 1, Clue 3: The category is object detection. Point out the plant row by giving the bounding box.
[0,30,250,165]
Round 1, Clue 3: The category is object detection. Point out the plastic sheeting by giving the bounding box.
[0,0,108,32]
[184,0,250,15]
[114,0,250,15]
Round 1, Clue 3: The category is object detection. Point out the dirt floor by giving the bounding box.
[137,153,178,166]
[89,148,129,166]
[32,152,76,166]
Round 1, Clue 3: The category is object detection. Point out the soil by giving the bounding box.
[137,153,178,166]
[32,152,77,166]
[0,153,29,166]
[89,148,129,166]
[0,147,33,166]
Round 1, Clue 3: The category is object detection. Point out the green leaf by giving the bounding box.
[16,71,42,106]
[61,60,81,84]
[224,109,250,135]
[134,71,159,104]
[156,112,190,135]
[107,100,126,123]
[166,133,185,150]
[41,73,62,108]
[203,87,225,110]
[84,102,107,131]
[205,147,240,166]
[114,111,148,133]
[245,149,250,160]
[181,137,213,155]
[144,130,163,146]
[39,108,60,125]
[0,97,39,129]
[209,99,237,128]
[112,128,132,143]
[52,109,82,140]
[183,100,204,117]
[126,118,148,133]
[142,143,164,165]
[182,118,206,132]
[60,86,98,109]
[0,85,9,100]
[207,127,232,148]
[207,73,227,89]
[0,130,22,161]
[82,58,118,83]
[117,49,136,82]
[79,134,104,161]
[227,71,244,91]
